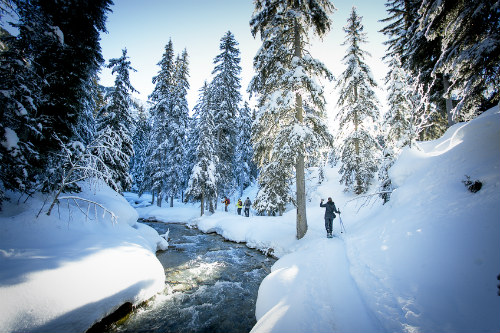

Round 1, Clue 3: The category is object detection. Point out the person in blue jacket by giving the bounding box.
[320,197,340,238]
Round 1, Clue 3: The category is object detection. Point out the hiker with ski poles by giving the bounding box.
[320,197,341,238]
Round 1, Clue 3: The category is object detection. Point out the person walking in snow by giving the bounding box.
[236,198,243,215]
[244,197,252,217]
[320,197,340,238]
[222,197,230,212]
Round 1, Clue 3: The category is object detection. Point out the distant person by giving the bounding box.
[222,197,230,212]
[236,198,243,215]
[244,197,252,217]
[320,197,340,238]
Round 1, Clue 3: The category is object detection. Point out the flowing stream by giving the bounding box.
[103,221,276,333]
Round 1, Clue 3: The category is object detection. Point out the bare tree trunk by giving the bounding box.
[170,195,173,207]
[157,193,162,207]
[200,191,204,216]
[294,18,308,240]
[442,75,454,127]
[209,198,214,213]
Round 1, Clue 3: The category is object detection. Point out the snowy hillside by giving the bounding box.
[337,105,500,331]
[251,105,500,332]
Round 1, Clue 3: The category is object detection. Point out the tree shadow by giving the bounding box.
[0,238,134,287]
[30,279,156,333]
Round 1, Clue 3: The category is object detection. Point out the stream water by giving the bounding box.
[104,221,276,333]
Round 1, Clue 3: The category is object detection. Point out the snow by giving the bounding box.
[1,127,19,151]
[0,182,168,333]
[1,106,499,332]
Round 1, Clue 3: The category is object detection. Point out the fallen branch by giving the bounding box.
[345,190,393,213]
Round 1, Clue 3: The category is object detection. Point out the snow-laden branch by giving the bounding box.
[57,195,117,224]
[46,134,119,220]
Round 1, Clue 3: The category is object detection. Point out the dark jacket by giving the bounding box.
[320,201,339,218]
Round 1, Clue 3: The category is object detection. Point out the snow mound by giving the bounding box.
[0,182,168,333]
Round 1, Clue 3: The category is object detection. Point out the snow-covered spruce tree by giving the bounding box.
[336,7,380,195]
[249,0,334,238]
[253,158,294,216]
[383,56,418,153]
[130,104,151,194]
[144,39,176,206]
[233,101,256,197]
[185,82,219,216]
[378,56,417,203]
[74,75,101,147]
[95,48,136,193]
[417,0,500,121]
[380,0,449,139]
[209,31,242,197]
[0,0,111,205]
[163,49,190,207]
[183,115,199,201]
[26,0,112,191]
[0,20,44,201]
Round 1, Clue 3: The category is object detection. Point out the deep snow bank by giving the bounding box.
[344,105,500,332]
[0,182,168,333]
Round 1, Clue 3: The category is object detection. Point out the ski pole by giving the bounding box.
[339,213,346,233]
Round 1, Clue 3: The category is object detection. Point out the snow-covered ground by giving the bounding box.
[1,105,499,332]
[0,183,168,333]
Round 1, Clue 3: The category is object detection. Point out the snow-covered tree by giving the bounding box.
[130,104,151,194]
[0,0,111,205]
[185,82,218,216]
[0,20,44,199]
[377,56,418,203]
[383,56,418,153]
[253,160,293,216]
[183,115,199,200]
[163,49,190,207]
[209,31,242,196]
[249,0,334,238]
[95,48,136,193]
[144,39,176,206]
[233,101,256,197]
[417,0,500,121]
[336,7,380,195]
[28,0,113,186]
[145,41,190,207]
[380,0,448,138]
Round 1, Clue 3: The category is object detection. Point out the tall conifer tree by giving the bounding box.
[164,49,190,207]
[185,82,218,215]
[0,0,112,204]
[209,31,242,197]
[249,0,334,238]
[95,48,136,193]
[233,101,255,197]
[336,7,380,195]
[145,39,175,206]
[130,104,151,194]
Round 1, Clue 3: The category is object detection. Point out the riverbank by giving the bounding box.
[0,183,168,333]
[101,221,276,333]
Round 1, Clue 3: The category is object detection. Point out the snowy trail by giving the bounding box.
[251,237,383,333]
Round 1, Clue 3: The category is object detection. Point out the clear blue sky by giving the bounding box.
[99,0,390,111]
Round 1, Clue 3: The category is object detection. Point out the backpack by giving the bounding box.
[226,198,230,204]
